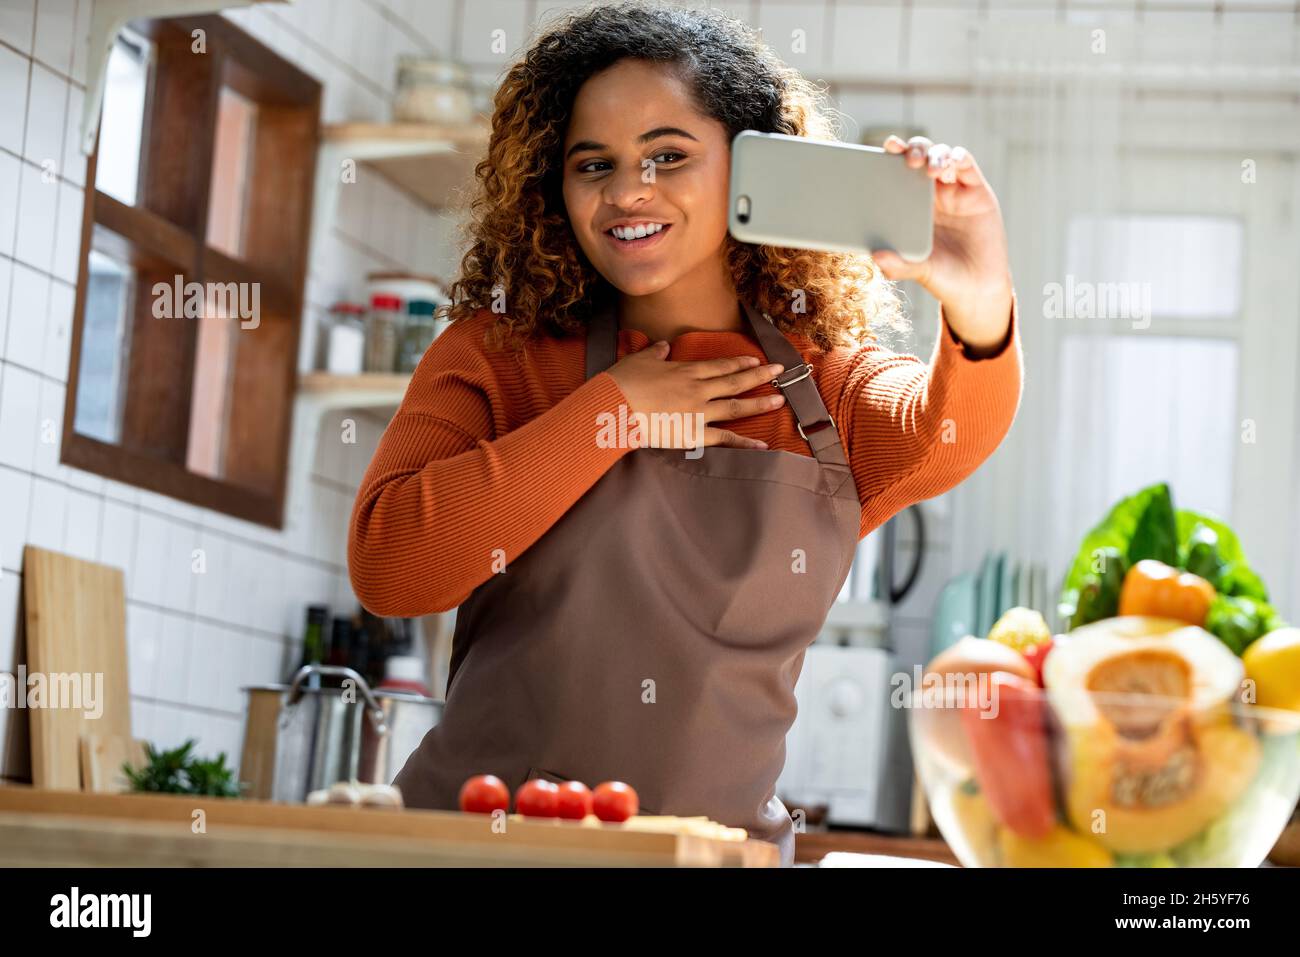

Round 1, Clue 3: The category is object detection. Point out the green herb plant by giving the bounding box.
[122,739,242,798]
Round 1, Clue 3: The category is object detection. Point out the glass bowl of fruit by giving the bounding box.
[909,615,1300,867]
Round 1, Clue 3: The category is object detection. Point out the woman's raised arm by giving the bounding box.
[828,296,1023,539]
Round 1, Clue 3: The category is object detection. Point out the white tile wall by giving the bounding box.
[0,150,18,258]
[4,261,46,370]
[459,0,531,66]
[832,1,904,78]
[905,4,977,77]
[1,0,402,779]
[14,160,55,271]
[23,62,65,167]
[758,1,832,76]
[0,47,30,156]
[0,0,35,55]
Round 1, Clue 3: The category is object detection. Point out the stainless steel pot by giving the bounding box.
[360,689,443,787]
[240,665,441,803]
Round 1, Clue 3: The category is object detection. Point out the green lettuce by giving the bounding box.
[1176,510,1269,602]
[1059,484,1285,654]
[1058,483,1177,629]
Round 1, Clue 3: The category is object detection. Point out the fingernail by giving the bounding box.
[753,441,768,449]
[768,395,785,407]
[768,364,784,375]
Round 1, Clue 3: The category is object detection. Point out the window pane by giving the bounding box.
[186,303,239,481]
[206,87,258,258]
[1065,215,1243,320]
[75,236,198,463]
[95,32,151,207]
[1052,335,1239,558]
[74,251,136,443]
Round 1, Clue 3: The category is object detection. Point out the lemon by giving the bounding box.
[988,607,1052,652]
[1243,627,1300,712]
[998,825,1112,868]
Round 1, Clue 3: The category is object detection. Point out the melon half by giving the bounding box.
[1043,616,1258,854]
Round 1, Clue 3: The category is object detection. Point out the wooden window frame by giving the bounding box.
[62,15,321,528]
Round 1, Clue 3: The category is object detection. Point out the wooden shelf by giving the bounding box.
[299,371,411,393]
[324,120,489,147]
[310,119,488,288]
[297,371,411,411]
[321,120,490,212]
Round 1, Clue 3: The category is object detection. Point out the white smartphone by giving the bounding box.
[728,130,934,261]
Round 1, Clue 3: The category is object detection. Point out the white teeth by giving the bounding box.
[611,223,664,241]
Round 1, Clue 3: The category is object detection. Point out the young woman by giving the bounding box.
[349,3,1022,865]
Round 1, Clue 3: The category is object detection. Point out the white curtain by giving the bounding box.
[947,23,1134,628]
[946,16,1300,625]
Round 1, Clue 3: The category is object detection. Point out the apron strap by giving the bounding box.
[739,302,848,467]
[583,298,849,467]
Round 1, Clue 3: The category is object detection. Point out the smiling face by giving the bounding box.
[562,58,733,298]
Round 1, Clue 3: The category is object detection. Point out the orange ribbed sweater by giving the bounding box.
[349,299,1023,617]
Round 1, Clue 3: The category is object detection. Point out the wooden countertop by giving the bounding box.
[0,788,778,867]
[795,829,960,866]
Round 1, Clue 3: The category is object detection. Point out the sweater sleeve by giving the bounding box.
[348,319,634,616]
[833,291,1024,538]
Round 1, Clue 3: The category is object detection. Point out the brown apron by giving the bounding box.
[393,298,862,866]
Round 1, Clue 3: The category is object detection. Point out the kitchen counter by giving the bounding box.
[795,829,959,866]
[0,788,778,867]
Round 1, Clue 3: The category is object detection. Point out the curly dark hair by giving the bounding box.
[448,0,902,351]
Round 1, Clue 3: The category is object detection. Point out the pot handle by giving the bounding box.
[287,665,389,736]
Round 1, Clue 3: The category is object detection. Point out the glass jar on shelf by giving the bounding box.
[365,293,404,372]
[399,300,438,372]
[316,302,367,374]
[392,56,473,126]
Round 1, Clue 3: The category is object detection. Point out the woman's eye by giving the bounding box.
[574,152,684,174]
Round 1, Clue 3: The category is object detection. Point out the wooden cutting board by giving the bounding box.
[0,789,780,867]
[80,734,147,794]
[22,547,132,790]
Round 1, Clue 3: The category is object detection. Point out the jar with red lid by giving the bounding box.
[365,293,404,372]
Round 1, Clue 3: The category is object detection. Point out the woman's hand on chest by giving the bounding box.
[605,343,788,450]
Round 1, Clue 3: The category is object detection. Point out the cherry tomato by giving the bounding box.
[592,781,639,822]
[514,779,561,817]
[458,774,509,815]
[555,781,594,820]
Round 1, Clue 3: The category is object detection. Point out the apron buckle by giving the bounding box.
[797,416,836,442]
[771,363,813,389]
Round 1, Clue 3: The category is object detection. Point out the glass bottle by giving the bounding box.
[399,299,438,372]
[365,294,403,372]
